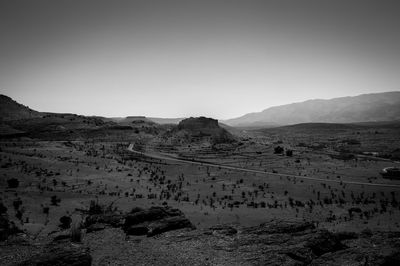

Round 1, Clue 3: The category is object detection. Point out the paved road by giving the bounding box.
[127,144,400,188]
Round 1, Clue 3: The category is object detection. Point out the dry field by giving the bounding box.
[1,122,400,242]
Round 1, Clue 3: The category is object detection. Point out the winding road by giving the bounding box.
[127,144,400,189]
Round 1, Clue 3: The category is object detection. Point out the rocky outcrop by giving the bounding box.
[83,206,195,237]
[178,117,220,131]
[123,206,195,237]
[2,216,400,265]
[84,214,124,228]
[146,216,195,237]
[310,232,400,266]
[18,243,92,266]
[175,117,235,144]
[81,219,400,265]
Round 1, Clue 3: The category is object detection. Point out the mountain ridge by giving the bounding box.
[224,91,400,127]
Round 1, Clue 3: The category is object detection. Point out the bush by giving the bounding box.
[51,195,61,206]
[7,178,19,188]
[43,206,49,215]
[274,146,284,154]
[59,216,72,229]
[286,150,293,156]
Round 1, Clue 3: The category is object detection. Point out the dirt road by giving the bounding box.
[127,144,400,188]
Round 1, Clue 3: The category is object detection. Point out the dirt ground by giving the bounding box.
[1,123,400,240]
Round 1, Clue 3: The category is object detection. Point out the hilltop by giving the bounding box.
[0,95,42,122]
[173,117,235,145]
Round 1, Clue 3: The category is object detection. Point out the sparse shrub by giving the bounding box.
[51,195,61,206]
[43,206,49,215]
[0,202,7,214]
[274,146,284,154]
[7,178,19,188]
[59,215,72,229]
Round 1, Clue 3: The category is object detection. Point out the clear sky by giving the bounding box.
[1,0,400,119]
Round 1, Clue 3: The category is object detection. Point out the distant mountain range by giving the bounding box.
[223,91,400,127]
[1,91,400,130]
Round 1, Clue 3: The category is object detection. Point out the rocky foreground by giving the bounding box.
[1,206,400,265]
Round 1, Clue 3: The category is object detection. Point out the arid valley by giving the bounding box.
[1,93,400,265]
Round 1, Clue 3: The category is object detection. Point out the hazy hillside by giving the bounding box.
[224,91,400,127]
[0,95,42,121]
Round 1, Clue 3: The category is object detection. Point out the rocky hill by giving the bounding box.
[225,91,400,127]
[0,95,42,122]
[0,95,121,139]
[175,117,235,144]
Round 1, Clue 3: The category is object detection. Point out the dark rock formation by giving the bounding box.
[178,117,219,131]
[175,117,235,144]
[85,223,107,234]
[83,206,195,237]
[124,206,183,227]
[84,214,124,228]
[123,206,195,237]
[147,216,195,237]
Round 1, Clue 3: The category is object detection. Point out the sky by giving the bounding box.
[1,0,400,119]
